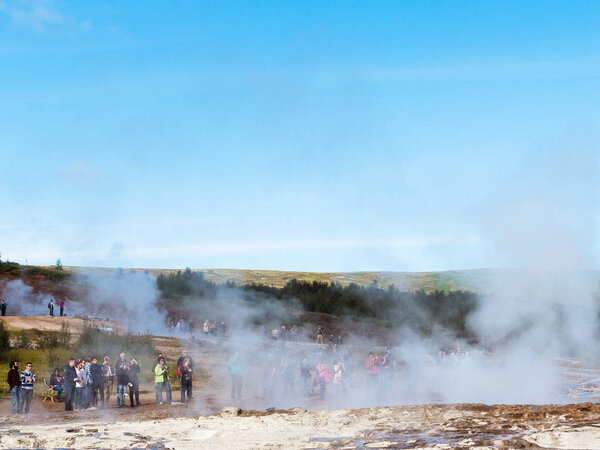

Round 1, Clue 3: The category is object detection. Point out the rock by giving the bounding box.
[266,407,276,413]
[222,407,241,416]
[365,442,397,448]
[289,407,307,414]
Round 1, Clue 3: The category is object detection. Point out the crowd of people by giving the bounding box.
[167,318,228,338]
[5,348,198,414]
[50,354,142,411]
[254,339,397,402]
[7,320,455,414]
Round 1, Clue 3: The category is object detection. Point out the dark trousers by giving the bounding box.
[319,377,326,400]
[180,380,192,403]
[129,382,139,406]
[93,382,105,407]
[60,308,64,316]
[231,374,242,400]
[22,389,33,413]
[65,384,75,411]
[49,308,54,316]
[84,385,92,408]
[75,388,85,410]
[1,309,5,316]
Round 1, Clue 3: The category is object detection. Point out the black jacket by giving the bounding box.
[128,364,140,384]
[7,368,21,389]
[63,364,77,387]
[116,359,130,385]
[180,365,193,384]
[90,363,104,385]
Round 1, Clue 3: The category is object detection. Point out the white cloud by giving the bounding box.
[0,0,63,31]
[80,19,91,31]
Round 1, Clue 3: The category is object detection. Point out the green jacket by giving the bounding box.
[154,364,169,383]
[229,356,242,375]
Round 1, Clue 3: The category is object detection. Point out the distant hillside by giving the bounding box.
[68,266,600,293]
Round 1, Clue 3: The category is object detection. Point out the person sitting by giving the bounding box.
[50,368,65,402]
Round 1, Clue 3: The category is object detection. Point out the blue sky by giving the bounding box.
[0,0,598,271]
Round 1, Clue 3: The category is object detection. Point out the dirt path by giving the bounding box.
[0,316,123,334]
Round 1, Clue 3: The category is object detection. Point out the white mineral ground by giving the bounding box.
[4,402,600,448]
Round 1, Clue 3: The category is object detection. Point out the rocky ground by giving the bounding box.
[3,402,600,448]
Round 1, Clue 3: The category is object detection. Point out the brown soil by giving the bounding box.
[0,316,124,335]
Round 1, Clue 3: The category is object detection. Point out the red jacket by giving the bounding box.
[366,357,380,375]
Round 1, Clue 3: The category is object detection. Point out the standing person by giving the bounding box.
[50,368,65,402]
[316,325,324,345]
[177,349,194,374]
[316,358,331,400]
[280,349,295,395]
[262,353,277,400]
[154,357,172,404]
[48,299,55,316]
[20,362,36,413]
[342,349,354,385]
[59,300,65,317]
[180,357,193,404]
[89,357,104,408]
[332,359,346,396]
[380,347,395,386]
[75,360,87,411]
[1,298,7,316]
[7,360,22,414]
[63,358,77,411]
[83,360,93,409]
[300,358,312,397]
[228,352,242,400]
[203,319,210,337]
[177,349,194,399]
[365,352,380,390]
[128,358,141,407]
[115,353,130,408]
[101,357,115,405]
[290,325,298,342]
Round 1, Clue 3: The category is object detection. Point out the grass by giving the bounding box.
[0,326,161,399]
[0,260,70,281]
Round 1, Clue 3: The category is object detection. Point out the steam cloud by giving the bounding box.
[75,270,164,334]
[0,279,51,315]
